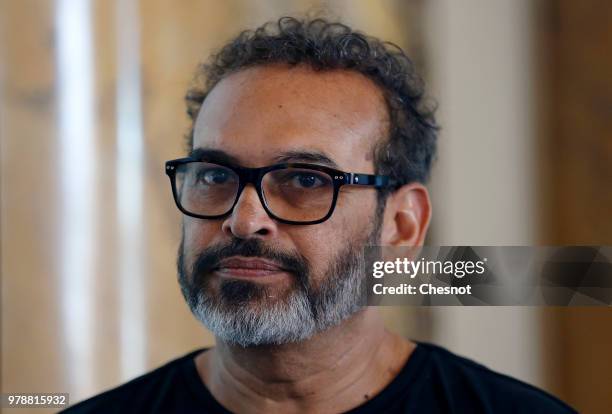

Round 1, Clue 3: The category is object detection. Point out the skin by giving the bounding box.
[184,64,432,413]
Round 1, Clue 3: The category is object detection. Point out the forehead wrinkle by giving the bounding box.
[272,149,339,168]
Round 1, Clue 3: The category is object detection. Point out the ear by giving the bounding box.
[380,183,432,246]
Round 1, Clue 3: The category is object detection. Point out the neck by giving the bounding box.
[195,308,415,414]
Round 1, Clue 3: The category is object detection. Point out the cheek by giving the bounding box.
[182,218,222,265]
[333,190,379,237]
[311,194,378,266]
[290,228,334,284]
[184,217,212,244]
[290,208,367,283]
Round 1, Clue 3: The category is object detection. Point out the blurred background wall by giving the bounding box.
[426,0,543,392]
[1,1,611,413]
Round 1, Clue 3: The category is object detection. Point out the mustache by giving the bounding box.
[189,238,310,286]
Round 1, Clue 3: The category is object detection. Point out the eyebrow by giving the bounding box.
[189,147,339,169]
[188,148,241,166]
[272,150,339,168]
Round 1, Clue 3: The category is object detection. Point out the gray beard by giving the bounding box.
[178,242,369,347]
[177,209,383,348]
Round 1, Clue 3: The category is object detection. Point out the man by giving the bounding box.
[65,17,575,413]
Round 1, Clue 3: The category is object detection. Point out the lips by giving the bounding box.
[214,257,288,278]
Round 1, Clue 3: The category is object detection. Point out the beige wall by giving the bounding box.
[424,0,542,387]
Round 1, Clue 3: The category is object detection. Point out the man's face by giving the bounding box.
[178,64,389,346]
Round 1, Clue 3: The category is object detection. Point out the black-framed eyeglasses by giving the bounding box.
[165,157,397,225]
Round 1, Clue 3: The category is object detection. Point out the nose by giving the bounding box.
[221,185,278,239]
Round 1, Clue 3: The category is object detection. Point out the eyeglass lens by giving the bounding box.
[174,162,335,222]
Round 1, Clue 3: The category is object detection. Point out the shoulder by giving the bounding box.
[416,342,577,413]
[60,349,205,414]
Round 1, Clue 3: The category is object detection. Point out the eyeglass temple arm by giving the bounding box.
[348,173,398,188]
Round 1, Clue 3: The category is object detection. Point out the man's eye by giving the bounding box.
[288,172,329,189]
[197,169,232,185]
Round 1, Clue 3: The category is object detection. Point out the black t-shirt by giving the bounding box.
[61,342,576,413]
